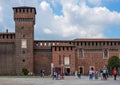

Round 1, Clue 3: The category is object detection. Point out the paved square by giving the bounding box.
[0,76,120,85]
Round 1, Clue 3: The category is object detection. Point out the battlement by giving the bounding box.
[0,33,15,39]
[13,6,36,25]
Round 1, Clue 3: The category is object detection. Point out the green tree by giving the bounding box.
[22,67,29,75]
[107,56,120,74]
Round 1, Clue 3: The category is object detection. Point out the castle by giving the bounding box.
[0,6,120,75]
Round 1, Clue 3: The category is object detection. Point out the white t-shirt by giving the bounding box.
[89,70,93,75]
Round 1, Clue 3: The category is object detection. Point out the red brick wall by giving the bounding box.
[76,49,120,74]
[52,46,76,74]
[34,49,52,75]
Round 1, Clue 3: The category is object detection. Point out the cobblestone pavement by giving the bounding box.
[0,76,120,85]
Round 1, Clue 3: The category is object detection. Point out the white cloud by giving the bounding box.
[43,28,53,34]
[40,1,50,11]
[37,0,120,39]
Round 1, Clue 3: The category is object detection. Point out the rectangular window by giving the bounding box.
[21,39,27,48]
[64,57,70,65]
[79,49,83,58]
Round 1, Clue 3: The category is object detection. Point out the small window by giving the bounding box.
[103,42,105,46]
[71,47,72,50]
[118,42,120,45]
[92,42,94,46]
[63,47,65,51]
[11,35,13,39]
[114,42,116,46]
[22,50,25,54]
[22,59,25,62]
[66,47,69,50]
[27,9,29,12]
[81,42,82,46]
[21,26,24,29]
[6,35,8,39]
[21,39,27,48]
[59,47,61,51]
[84,42,86,46]
[19,9,21,12]
[23,34,26,38]
[107,42,109,45]
[16,9,18,12]
[104,49,108,58]
[3,35,4,39]
[77,42,79,46]
[96,42,98,46]
[55,47,57,51]
[110,42,112,46]
[23,9,25,12]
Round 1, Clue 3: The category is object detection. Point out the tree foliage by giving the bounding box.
[107,56,120,72]
[22,67,29,75]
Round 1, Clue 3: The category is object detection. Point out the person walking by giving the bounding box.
[40,69,43,78]
[52,71,56,80]
[95,71,98,79]
[89,68,93,80]
[112,68,118,80]
[100,69,103,80]
[77,69,81,79]
[74,70,78,79]
[103,69,107,80]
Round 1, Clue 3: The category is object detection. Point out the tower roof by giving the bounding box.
[13,6,36,14]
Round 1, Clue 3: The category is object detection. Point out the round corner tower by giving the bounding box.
[13,6,36,75]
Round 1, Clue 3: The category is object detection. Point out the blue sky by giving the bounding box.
[0,0,120,40]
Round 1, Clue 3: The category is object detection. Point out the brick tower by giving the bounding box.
[13,6,36,75]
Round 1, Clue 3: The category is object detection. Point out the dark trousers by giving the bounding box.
[114,74,117,80]
[103,73,107,80]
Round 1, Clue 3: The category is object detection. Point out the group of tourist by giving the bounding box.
[52,70,64,80]
[40,67,119,80]
[88,67,118,80]
[74,67,119,80]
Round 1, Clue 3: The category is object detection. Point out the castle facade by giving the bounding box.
[0,6,120,75]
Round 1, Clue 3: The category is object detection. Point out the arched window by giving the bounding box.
[104,49,108,58]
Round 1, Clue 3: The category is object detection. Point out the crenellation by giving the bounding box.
[0,33,15,40]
